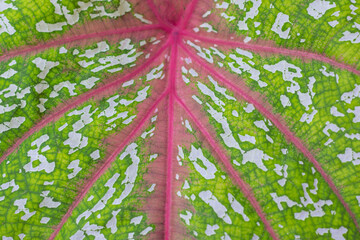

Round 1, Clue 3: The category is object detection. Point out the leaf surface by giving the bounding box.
[0,0,359,239]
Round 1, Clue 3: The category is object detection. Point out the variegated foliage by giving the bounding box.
[0,0,359,239]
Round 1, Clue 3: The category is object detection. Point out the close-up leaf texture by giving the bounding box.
[0,0,359,239]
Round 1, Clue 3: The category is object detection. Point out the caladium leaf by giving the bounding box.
[0,0,359,239]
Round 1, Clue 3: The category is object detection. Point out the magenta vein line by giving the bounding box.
[175,94,280,240]
[164,41,177,240]
[146,0,174,31]
[146,0,165,23]
[180,42,360,232]
[48,90,169,240]
[182,31,360,76]
[177,0,199,30]
[0,24,162,62]
[0,39,171,164]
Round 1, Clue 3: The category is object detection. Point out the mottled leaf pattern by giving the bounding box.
[0,0,359,239]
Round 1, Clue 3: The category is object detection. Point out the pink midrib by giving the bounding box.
[164,33,179,240]
[179,42,360,231]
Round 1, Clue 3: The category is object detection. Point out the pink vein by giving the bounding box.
[175,95,279,240]
[180,43,360,232]
[164,40,178,240]
[48,90,169,240]
[146,0,173,31]
[182,31,360,76]
[146,0,164,23]
[0,24,162,62]
[177,0,199,30]
[0,40,171,164]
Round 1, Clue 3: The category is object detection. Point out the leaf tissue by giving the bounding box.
[0,0,359,239]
